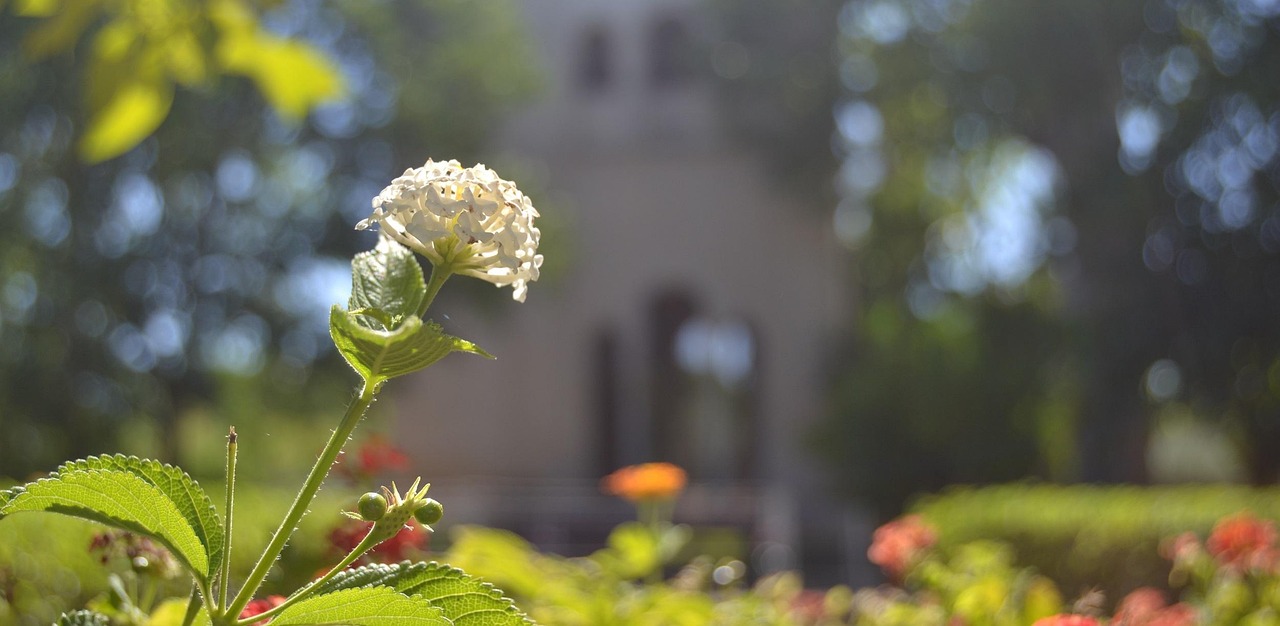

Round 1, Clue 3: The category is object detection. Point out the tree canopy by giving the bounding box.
[713,0,1280,512]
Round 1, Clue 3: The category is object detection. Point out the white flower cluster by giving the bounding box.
[357,159,543,302]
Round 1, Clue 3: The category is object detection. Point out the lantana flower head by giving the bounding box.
[867,514,937,579]
[602,462,688,502]
[357,159,543,301]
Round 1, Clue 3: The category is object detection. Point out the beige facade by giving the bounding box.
[389,0,856,576]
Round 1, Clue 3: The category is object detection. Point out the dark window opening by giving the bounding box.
[649,16,694,88]
[579,26,613,93]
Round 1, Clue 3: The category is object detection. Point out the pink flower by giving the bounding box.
[1161,532,1202,563]
[1146,604,1196,626]
[1113,587,1167,625]
[1112,588,1196,626]
[1031,615,1100,626]
[867,515,937,579]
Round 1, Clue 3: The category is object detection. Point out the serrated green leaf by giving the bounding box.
[351,236,426,328]
[56,610,110,626]
[269,587,449,625]
[56,455,223,582]
[317,561,534,626]
[330,307,493,385]
[0,469,209,579]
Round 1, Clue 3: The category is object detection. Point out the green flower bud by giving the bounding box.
[358,491,388,521]
[414,498,444,526]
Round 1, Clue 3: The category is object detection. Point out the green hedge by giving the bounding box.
[910,483,1280,600]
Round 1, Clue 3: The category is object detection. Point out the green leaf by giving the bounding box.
[56,455,223,582]
[269,587,449,625]
[350,236,427,328]
[591,522,660,580]
[56,610,110,626]
[330,307,493,385]
[78,66,173,163]
[317,561,534,626]
[20,0,100,58]
[0,469,209,579]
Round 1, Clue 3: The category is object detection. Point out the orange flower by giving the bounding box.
[601,463,687,502]
[867,514,937,579]
[1206,511,1278,572]
[1031,615,1100,626]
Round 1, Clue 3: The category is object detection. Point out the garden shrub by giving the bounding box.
[912,483,1280,597]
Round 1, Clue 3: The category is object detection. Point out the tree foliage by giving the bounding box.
[720,0,1280,512]
[0,1,535,477]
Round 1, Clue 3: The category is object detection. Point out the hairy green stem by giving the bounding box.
[417,265,451,317]
[236,525,385,625]
[220,427,238,609]
[222,383,377,622]
[182,587,201,626]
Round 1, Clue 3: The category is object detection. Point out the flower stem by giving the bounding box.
[235,526,384,625]
[222,383,377,622]
[220,427,237,609]
[181,587,201,626]
[418,266,451,317]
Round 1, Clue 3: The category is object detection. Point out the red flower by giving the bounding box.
[1206,511,1278,572]
[240,595,286,625]
[1031,615,1100,626]
[327,518,428,565]
[336,434,411,482]
[867,515,937,579]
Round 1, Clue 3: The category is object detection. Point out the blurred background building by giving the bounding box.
[398,0,859,582]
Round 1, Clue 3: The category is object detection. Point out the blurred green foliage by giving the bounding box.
[0,1,537,479]
[444,523,815,625]
[912,483,1280,599]
[5,0,342,162]
[858,540,1063,626]
[749,0,1280,512]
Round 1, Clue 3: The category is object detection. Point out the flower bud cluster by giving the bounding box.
[345,477,444,551]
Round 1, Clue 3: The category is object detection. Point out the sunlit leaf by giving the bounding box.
[57,455,223,582]
[161,29,209,86]
[318,561,534,626]
[248,36,344,120]
[216,19,343,122]
[21,0,101,59]
[13,0,60,16]
[0,469,210,580]
[269,587,448,625]
[350,235,427,328]
[78,68,174,163]
[330,307,492,385]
